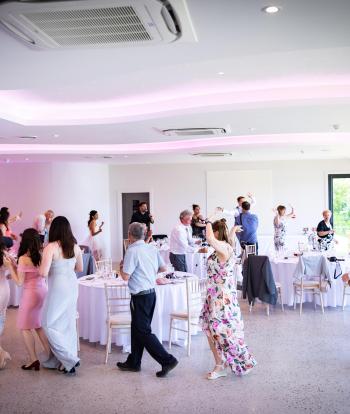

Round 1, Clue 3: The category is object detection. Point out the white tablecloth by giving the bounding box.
[158,247,209,279]
[259,234,309,257]
[270,256,349,307]
[77,273,199,352]
[8,279,22,307]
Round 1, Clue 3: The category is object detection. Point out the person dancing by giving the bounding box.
[200,218,257,379]
[40,216,83,375]
[7,229,50,371]
[87,210,105,260]
[273,204,295,252]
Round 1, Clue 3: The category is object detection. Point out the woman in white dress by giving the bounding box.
[40,216,83,375]
[0,240,12,369]
[87,210,104,261]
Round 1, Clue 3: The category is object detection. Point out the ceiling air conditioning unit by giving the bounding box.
[0,0,197,49]
[162,127,229,137]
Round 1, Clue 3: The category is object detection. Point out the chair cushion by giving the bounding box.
[108,313,131,325]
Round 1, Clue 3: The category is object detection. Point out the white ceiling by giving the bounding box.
[1,0,350,164]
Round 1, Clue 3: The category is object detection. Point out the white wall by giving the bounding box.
[0,162,111,255]
[109,159,350,261]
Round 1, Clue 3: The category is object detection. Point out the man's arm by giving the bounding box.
[119,249,136,281]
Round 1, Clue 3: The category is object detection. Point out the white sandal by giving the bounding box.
[207,364,227,380]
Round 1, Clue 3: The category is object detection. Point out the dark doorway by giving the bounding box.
[122,192,150,239]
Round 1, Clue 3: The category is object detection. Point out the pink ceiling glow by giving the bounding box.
[0,75,350,126]
[0,133,349,155]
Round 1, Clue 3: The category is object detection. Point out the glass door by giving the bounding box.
[328,174,350,252]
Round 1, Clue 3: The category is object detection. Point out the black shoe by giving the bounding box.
[75,361,80,368]
[63,367,76,376]
[116,361,141,372]
[156,358,178,378]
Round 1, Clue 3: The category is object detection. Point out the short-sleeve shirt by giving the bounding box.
[130,211,152,229]
[316,220,332,238]
[122,240,165,294]
[235,212,259,244]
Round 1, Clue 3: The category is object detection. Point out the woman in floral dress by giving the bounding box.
[273,205,295,251]
[200,219,257,380]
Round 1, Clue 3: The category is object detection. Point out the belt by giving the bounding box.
[131,288,155,297]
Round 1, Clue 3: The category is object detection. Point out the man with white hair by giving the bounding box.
[118,222,178,377]
[33,210,54,244]
[169,209,203,272]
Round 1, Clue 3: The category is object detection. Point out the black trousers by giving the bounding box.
[169,253,187,272]
[126,292,174,369]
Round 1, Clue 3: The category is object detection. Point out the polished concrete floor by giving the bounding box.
[1,302,349,414]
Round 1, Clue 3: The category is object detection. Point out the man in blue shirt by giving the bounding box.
[118,222,178,377]
[235,201,259,253]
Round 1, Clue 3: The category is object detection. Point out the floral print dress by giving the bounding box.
[199,251,257,375]
[273,215,287,250]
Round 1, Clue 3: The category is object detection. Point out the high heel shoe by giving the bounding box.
[21,360,40,371]
[207,364,227,380]
[0,348,11,369]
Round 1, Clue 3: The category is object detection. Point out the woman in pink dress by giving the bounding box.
[7,228,50,370]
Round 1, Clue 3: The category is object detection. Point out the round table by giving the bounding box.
[270,256,348,307]
[77,273,199,352]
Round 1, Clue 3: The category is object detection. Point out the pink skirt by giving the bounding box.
[17,285,47,330]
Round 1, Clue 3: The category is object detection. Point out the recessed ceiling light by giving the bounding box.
[5,158,10,163]
[217,71,225,76]
[25,157,29,161]
[123,155,129,158]
[262,5,280,14]
[53,133,60,138]
[249,127,256,132]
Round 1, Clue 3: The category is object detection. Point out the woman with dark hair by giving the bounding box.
[191,204,206,238]
[7,229,50,370]
[273,204,295,251]
[0,240,12,368]
[0,207,22,241]
[40,216,83,375]
[87,210,104,260]
[200,218,256,379]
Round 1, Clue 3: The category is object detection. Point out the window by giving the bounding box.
[328,174,350,240]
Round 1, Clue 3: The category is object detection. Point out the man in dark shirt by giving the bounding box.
[130,202,154,230]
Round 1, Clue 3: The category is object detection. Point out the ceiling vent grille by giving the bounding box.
[191,152,232,158]
[22,6,153,46]
[163,128,228,137]
[0,0,197,49]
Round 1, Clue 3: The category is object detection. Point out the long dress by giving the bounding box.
[273,216,287,250]
[86,222,104,261]
[199,251,257,375]
[17,264,47,330]
[0,265,10,368]
[41,257,79,371]
[0,265,10,337]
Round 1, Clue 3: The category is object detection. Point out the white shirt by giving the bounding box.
[223,196,256,218]
[169,223,198,255]
[33,214,46,235]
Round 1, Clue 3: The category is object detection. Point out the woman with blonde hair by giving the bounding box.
[200,218,256,379]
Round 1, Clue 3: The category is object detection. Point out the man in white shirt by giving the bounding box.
[218,193,256,218]
[169,209,204,272]
[33,210,54,244]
